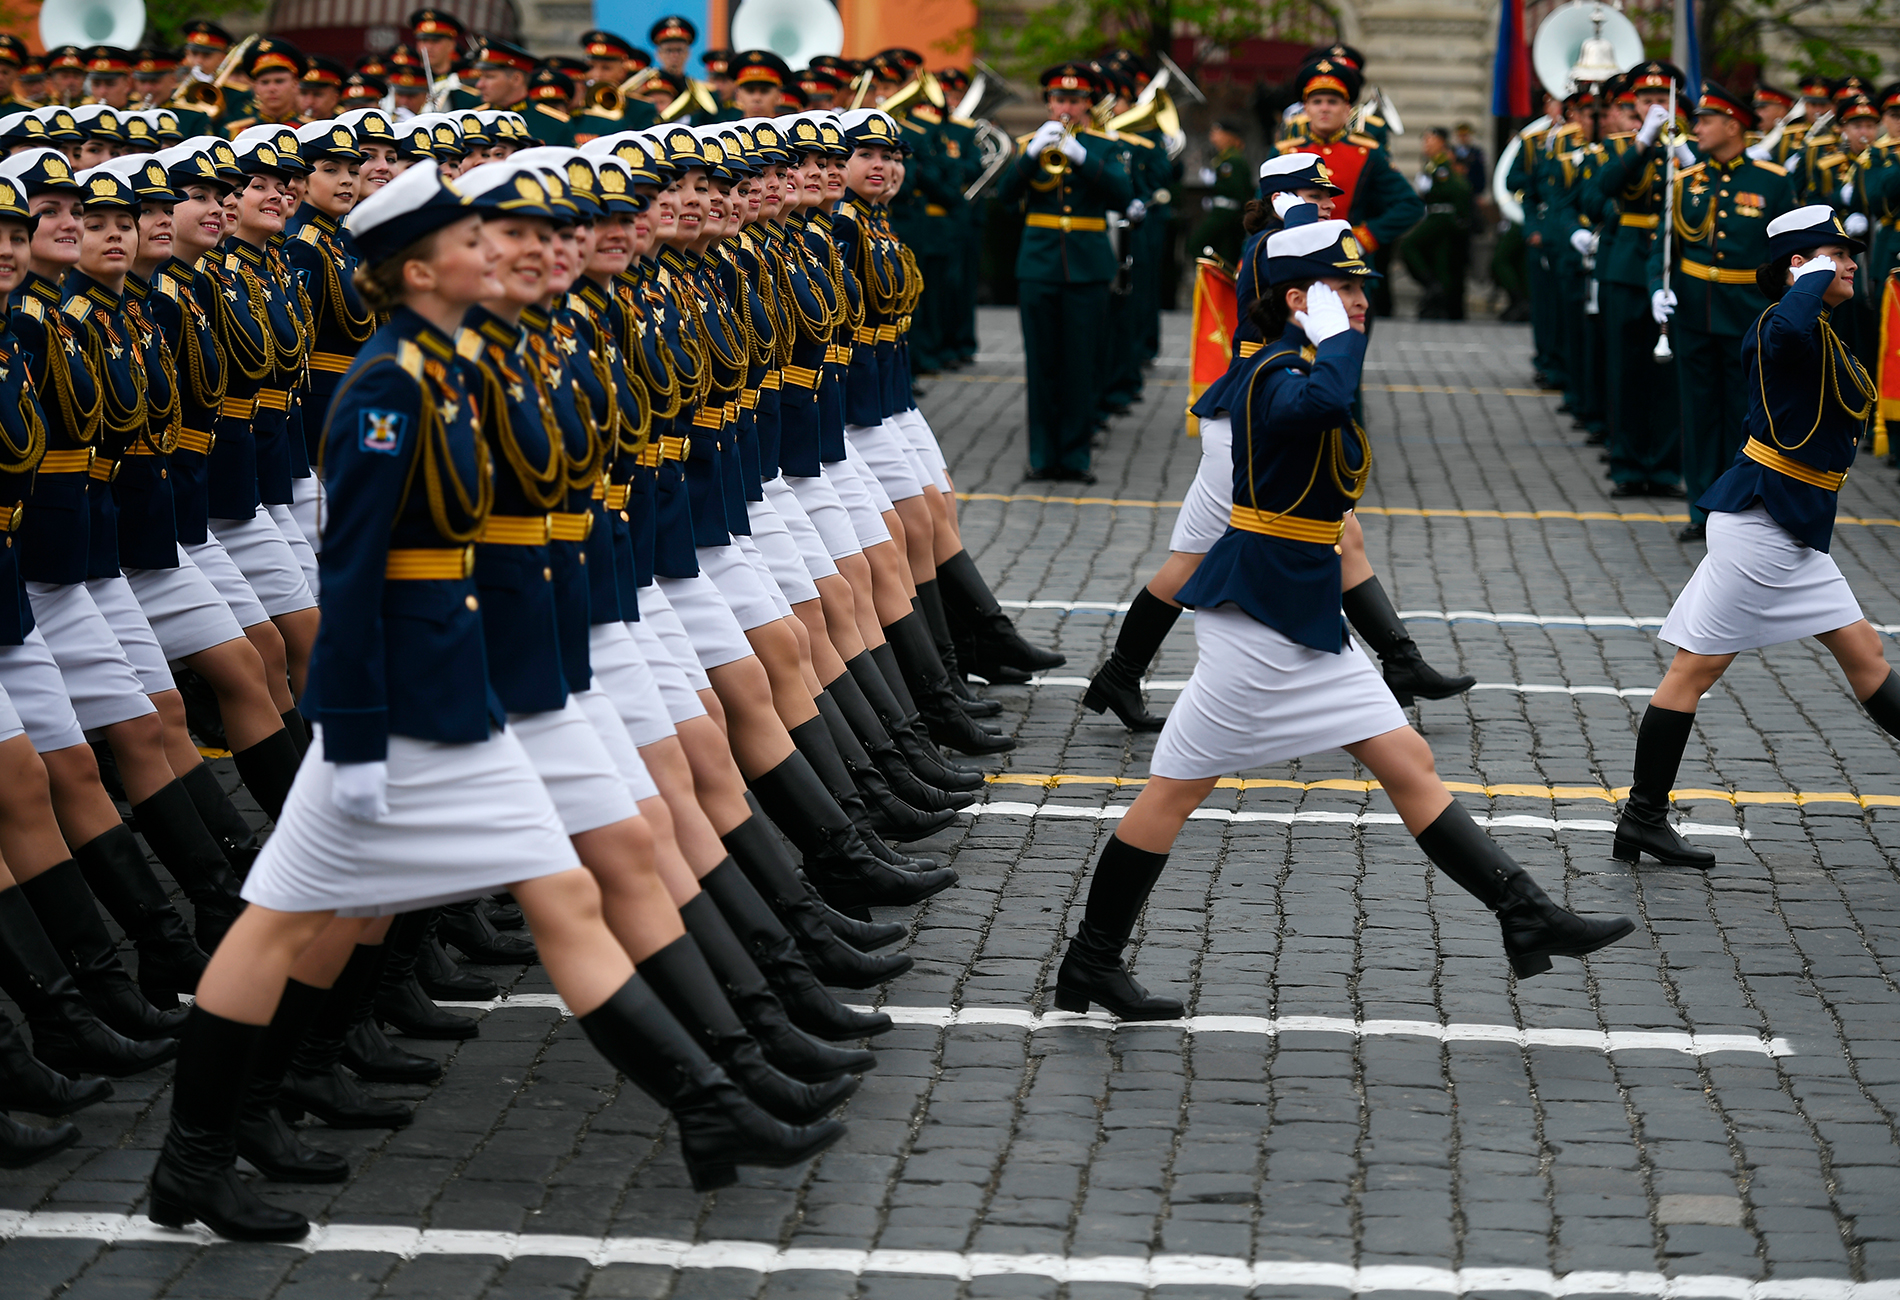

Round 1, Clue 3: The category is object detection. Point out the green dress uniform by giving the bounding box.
[1099,128,1159,415]
[1583,131,1681,490]
[1536,122,1591,405]
[1129,122,1178,366]
[492,97,576,148]
[1188,144,1249,265]
[888,110,959,374]
[934,110,984,366]
[997,124,1133,477]
[1648,151,1796,526]
[1400,147,1472,318]
[1508,120,1560,383]
[1860,136,1900,332]
[574,97,660,143]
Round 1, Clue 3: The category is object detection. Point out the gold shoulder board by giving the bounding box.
[18,296,42,321]
[1751,159,1788,176]
[297,224,323,245]
[1348,132,1379,148]
[1677,162,1707,180]
[453,330,484,361]
[62,298,88,322]
[223,252,242,271]
[396,338,425,379]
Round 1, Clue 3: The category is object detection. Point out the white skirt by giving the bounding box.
[695,542,785,631]
[209,507,316,618]
[1658,505,1864,654]
[845,418,925,502]
[271,501,319,601]
[84,576,174,694]
[763,476,841,581]
[181,536,271,630]
[588,620,678,747]
[1170,415,1234,555]
[511,698,643,835]
[0,628,87,751]
[736,531,803,617]
[289,476,324,556]
[25,581,160,730]
[242,724,581,917]
[653,573,756,671]
[783,471,865,561]
[845,441,897,515]
[626,608,710,723]
[1150,604,1408,780]
[574,686,661,803]
[828,451,894,550]
[747,491,824,604]
[0,679,25,745]
[124,547,247,661]
[893,408,952,492]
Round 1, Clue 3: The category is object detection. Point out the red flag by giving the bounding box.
[1879,270,1900,457]
[1187,257,1237,438]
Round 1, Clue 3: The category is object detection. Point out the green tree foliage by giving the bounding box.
[142,0,264,48]
[1620,0,1883,83]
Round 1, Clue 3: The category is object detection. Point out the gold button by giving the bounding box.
[619,511,629,522]
[578,553,586,565]
[543,567,553,581]
[464,594,479,610]
[1333,544,1343,555]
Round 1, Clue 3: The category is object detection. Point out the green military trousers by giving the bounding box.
[1673,322,1749,525]
[1602,281,1680,488]
[1018,277,1110,475]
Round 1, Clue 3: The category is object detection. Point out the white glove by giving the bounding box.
[1841,182,1854,204]
[1793,254,1837,280]
[1293,280,1351,344]
[1125,197,1147,222]
[1057,132,1087,164]
[1196,166,1217,186]
[1651,288,1676,324]
[1028,121,1064,153]
[331,761,389,821]
[1745,142,1772,161]
[1845,212,1870,237]
[1415,172,1433,194]
[1271,191,1304,218]
[1569,227,1595,255]
[1671,141,1697,167]
[1637,103,1670,146]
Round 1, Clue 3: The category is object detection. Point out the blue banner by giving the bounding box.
[588,0,713,65]
[1682,0,1701,103]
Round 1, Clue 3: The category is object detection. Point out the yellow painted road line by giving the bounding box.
[954,496,1900,530]
[937,376,1556,398]
[985,772,1900,808]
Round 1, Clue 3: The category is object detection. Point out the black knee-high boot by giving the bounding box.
[1054,836,1184,1021]
[791,711,942,863]
[0,1006,113,1116]
[234,978,349,1183]
[1860,669,1900,738]
[375,911,482,1039]
[70,822,207,1006]
[883,612,1015,756]
[1612,705,1716,868]
[734,799,912,955]
[17,859,188,1040]
[179,763,263,881]
[437,896,537,964]
[850,648,983,792]
[1418,802,1636,977]
[0,885,176,1077]
[129,779,247,955]
[827,668,973,813]
[577,976,846,1192]
[814,691,958,841]
[935,548,1065,678]
[1342,576,1476,707]
[230,728,303,823]
[280,708,311,758]
[338,943,441,1084]
[749,747,957,912]
[1084,588,1180,732]
[148,1005,310,1241]
[720,813,913,988]
[415,908,499,999]
[917,577,1001,715]
[679,892,876,1079]
[637,934,858,1123]
[279,946,412,1129]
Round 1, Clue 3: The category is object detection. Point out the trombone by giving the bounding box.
[170,32,256,121]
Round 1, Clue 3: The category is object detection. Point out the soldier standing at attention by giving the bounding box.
[408,10,479,111]
[1584,61,1687,498]
[1189,119,1248,266]
[1273,55,1422,319]
[1508,94,1560,385]
[1401,127,1472,319]
[1650,81,1796,541]
[471,40,573,148]
[221,39,307,137]
[0,37,31,115]
[998,62,1132,484]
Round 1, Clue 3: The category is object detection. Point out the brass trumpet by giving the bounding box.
[1039,117,1079,178]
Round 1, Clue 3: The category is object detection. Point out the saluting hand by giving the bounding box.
[1793,254,1837,280]
[1295,281,1351,344]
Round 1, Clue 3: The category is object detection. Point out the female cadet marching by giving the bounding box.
[145,161,845,1245]
[1050,208,1636,1021]
[1615,206,1900,869]
[1085,152,1474,732]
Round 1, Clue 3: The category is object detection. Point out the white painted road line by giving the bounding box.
[2,1213,1865,1294]
[432,998,1789,1057]
[1004,676,1656,699]
[998,601,1900,637]
[969,800,1749,839]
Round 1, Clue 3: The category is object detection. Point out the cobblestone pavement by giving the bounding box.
[8,310,1900,1298]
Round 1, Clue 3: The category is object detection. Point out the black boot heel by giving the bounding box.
[1611,816,1714,868]
[1055,837,1182,1021]
[685,1159,737,1193]
[1052,988,1089,1014]
[1510,953,1555,978]
[1610,835,1641,864]
[1082,677,1165,732]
